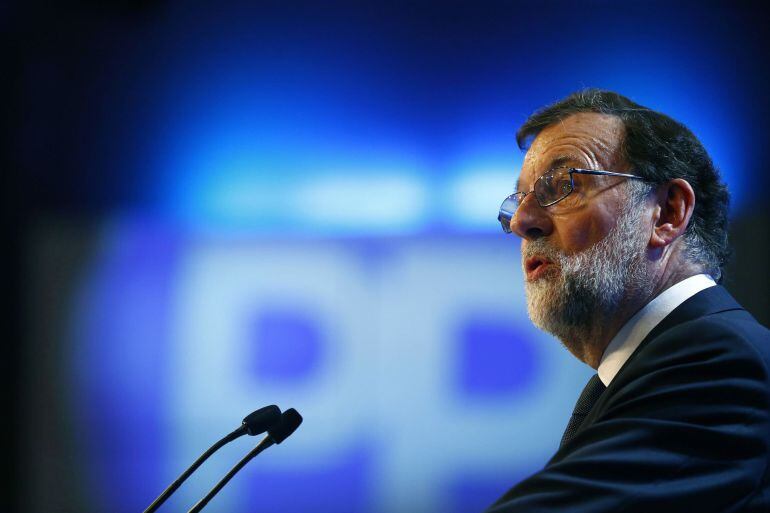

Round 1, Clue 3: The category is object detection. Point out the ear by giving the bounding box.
[649,178,696,249]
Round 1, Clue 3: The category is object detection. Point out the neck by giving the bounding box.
[574,252,703,369]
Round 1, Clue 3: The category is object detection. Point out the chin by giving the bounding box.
[524,280,562,328]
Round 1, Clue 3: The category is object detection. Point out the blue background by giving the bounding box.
[8,1,770,513]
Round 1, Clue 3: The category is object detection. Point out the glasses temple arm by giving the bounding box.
[571,168,646,180]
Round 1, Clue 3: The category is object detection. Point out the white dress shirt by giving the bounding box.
[597,274,717,386]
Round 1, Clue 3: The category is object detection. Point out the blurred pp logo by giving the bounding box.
[163,236,584,513]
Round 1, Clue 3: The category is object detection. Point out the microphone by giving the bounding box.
[187,408,303,513]
[143,405,282,513]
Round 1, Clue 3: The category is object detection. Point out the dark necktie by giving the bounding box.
[559,374,606,449]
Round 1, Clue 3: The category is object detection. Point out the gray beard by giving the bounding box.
[523,204,653,356]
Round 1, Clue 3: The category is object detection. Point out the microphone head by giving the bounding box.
[242,405,282,436]
[268,408,302,444]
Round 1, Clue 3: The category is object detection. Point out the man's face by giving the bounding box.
[513,112,631,256]
[510,112,653,363]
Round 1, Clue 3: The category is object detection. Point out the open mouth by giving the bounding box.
[525,256,555,280]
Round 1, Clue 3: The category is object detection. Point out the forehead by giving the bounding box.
[519,112,626,185]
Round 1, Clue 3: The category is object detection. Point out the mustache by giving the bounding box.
[522,239,564,264]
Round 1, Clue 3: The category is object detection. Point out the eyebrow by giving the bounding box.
[515,154,580,192]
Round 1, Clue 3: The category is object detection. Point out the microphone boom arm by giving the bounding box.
[187,436,275,513]
[143,427,242,513]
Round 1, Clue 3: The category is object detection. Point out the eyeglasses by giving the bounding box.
[498,166,646,233]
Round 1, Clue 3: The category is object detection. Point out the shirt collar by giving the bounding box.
[597,274,717,386]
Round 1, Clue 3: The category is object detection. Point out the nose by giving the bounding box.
[509,194,553,240]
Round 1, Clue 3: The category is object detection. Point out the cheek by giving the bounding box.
[553,212,616,252]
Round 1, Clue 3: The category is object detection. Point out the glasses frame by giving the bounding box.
[498,166,647,233]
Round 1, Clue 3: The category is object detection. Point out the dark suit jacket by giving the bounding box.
[487,285,770,512]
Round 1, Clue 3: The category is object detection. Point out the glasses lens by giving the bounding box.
[535,168,573,206]
[498,194,520,233]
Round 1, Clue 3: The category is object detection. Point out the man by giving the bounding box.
[489,89,770,512]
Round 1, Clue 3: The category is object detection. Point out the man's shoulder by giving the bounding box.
[633,287,770,374]
[581,287,770,449]
[610,286,770,399]
[666,305,770,358]
[638,310,770,386]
